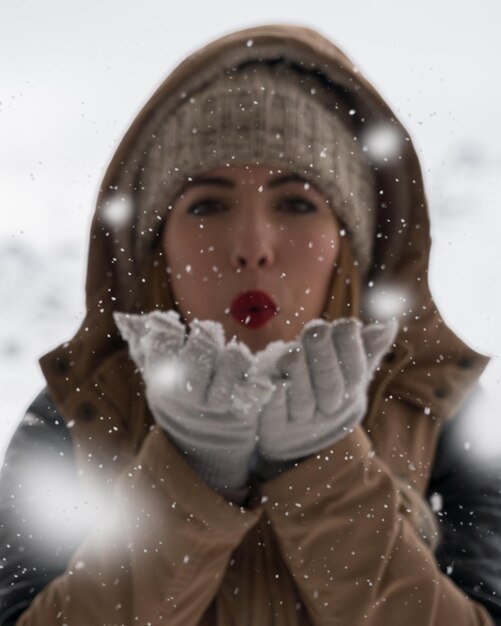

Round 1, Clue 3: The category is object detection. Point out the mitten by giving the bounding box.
[254,318,398,475]
[115,310,275,492]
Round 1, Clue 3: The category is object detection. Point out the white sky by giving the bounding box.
[1,0,500,454]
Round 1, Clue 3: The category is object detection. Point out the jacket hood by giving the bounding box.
[40,24,490,473]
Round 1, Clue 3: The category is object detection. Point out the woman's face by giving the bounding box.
[163,164,341,352]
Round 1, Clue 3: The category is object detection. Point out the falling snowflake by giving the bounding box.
[100,194,134,228]
[360,122,402,163]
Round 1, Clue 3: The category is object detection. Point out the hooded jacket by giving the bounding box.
[0,24,499,626]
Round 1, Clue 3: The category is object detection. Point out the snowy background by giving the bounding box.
[1,0,500,461]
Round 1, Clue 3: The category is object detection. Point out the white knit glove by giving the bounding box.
[254,318,398,474]
[114,310,275,492]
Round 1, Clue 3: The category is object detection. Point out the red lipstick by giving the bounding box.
[230,290,278,329]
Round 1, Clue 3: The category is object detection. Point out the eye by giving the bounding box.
[187,198,226,216]
[278,196,317,214]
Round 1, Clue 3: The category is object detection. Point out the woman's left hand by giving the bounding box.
[255,318,398,469]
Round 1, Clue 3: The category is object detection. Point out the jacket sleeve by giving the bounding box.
[429,388,501,624]
[258,423,495,626]
[0,391,260,626]
[0,389,85,625]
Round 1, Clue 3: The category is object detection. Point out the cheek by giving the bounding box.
[286,223,340,276]
[164,219,213,273]
[162,219,228,310]
[307,232,340,263]
[282,223,340,314]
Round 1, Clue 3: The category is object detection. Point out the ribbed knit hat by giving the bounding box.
[136,61,376,273]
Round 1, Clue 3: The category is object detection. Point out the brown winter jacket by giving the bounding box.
[16,24,493,625]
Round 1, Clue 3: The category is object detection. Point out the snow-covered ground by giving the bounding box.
[1,1,500,460]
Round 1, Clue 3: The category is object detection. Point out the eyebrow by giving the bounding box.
[181,173,320,193]
[268,174,319,191]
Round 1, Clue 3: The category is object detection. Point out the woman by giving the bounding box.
[1,24,500,625]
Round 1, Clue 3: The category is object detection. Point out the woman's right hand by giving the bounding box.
[114,310,275,492]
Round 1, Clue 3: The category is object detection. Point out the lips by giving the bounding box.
[230,290,278,329]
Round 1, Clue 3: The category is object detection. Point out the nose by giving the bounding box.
[229,220,275,271]
[233,251,270,269]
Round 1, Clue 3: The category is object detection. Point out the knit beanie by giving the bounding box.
[137,61,376,274]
